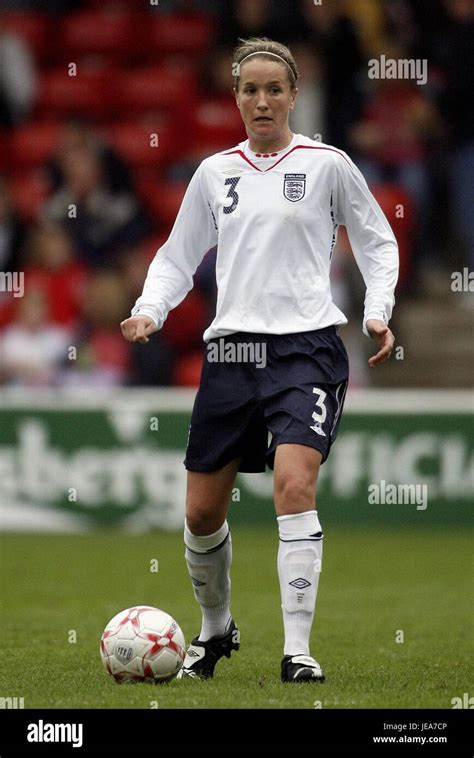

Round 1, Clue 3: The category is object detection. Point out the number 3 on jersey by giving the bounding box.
[223,177,240,214]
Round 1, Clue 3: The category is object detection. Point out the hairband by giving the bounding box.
[236,51,296,79]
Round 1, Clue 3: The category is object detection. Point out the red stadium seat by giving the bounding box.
[147,13,214,57]
[2,12,51,62]
[112,64,198,116]
[161,291,208,350]
[137,179,187,229]
[191,98,245,152]
[85,0,139,8]
[37,68,110,120]
[141,233,168,264]
[9,170,51,222]
[59,11,141,62]
[135,174,161,219]
[9,122,61,170]
[173,352,204,387]
[371,183,414,286]
[106,121,179,169]
[0,128,8,171]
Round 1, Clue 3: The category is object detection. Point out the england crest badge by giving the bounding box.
[283,173,306,202]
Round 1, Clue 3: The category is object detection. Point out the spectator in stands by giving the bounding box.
[216,0,289,45]
[3,1,82,10]
[23,223,89,328]
[299,0,365,149]
[288,43,326,140]
[46,118,135,196]
[0,17,37,127]
[0,175,27,274]
[344,0,386,59]
[63,270,131,386]
[42,145,149,267]
[0,289,71,386]
[201,44,236,102]
[441,0,474,268]
[349,40,440,276]
[171,43,245,176]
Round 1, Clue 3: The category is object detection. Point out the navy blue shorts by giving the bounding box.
[184,325,349,473]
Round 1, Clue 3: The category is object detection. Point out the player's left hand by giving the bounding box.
[366,319,395,367]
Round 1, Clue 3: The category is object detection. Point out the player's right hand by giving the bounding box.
[120,315,157,344]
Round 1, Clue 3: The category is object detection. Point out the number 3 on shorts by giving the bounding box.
[310,387,327,436]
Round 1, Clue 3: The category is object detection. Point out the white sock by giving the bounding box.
[277,510,323,657]
[184,519,232,642]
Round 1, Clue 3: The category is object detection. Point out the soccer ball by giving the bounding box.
[100,606,186,683]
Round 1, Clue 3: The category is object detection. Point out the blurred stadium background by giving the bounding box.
[0,0,472,390]
[0,0,472,711]
[0,0,474,531]
[0,0,472,535]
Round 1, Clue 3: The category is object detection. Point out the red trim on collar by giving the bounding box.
[222,144,351,172]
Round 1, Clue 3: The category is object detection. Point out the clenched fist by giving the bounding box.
[120,315,158,344]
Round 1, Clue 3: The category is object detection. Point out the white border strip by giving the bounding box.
[0,387,197,412]
[345,389,474,414]
[0,388,472,413]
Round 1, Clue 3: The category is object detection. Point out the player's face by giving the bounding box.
[234,59,297,149]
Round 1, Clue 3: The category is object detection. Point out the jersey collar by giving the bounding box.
[223,134,300,172]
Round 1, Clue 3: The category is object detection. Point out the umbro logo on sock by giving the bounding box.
[191,578,206,586]
[289,578,311,589]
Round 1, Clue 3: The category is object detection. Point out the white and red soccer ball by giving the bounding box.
[100,606,186,683]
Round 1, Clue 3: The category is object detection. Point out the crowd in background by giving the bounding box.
[0,0,472,388]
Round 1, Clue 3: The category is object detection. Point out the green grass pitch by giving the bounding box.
[0,527,471,709]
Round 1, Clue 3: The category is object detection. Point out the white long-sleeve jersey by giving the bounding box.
[132,133,399,340]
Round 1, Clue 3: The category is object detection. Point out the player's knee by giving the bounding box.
[274,474,316,514]
[185,505,222,536]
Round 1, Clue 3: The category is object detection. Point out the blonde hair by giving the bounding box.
[233,37,298,90]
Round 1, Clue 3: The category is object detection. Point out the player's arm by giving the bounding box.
[121,163,217,344]
[334,153,399,366]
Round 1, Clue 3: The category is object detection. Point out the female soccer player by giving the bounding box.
[121,38,398,683]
